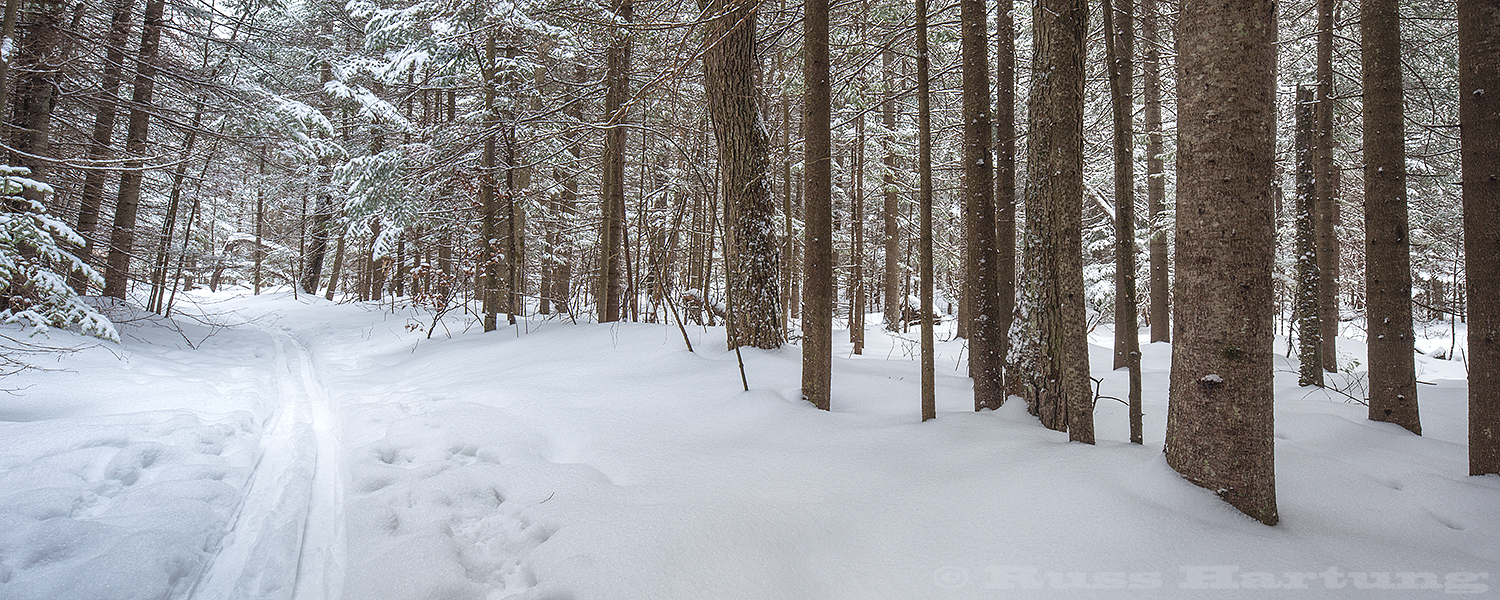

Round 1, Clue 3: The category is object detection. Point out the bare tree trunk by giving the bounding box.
[103,0,167,300]
[802,0,833,409]
[1363,0,1419,433]
[71,0,134,293]
[480,31,501,331]
[963,0,1003,411]
[254,147,265,294]
[147,108,203,313]
[302,17,336,295]
[995,0,1017,384]
[851,112,865,354]
[598,0,631,323]
[1314,0,1339,371]
[1143,0,1168,342]
[1022,0,1091,441]
[1167,0,1278,525]
[883,49,902,333]
[1103,0,1141,443]
[918,0,935,421]
[1295,85,1324,386]
[1459,0,1498,475]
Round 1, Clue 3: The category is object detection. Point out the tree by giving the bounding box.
[963,0,1003,411]
[1295,84,1324,387]
[882,49,901,333]
[1314,0,1338,372]
[1103,0,1142,444]
[1363,0,1419,434]
[71,0,134,293]
[1167,0,1278,525]
[995,0,1016,390]
[917,0,935,422]
[1021,0,1091,441]
[103,0,167,300]
[597,0,631,324]
[701,0,783,349]
[1142,0,1168,343]
[1460,0,1498,476]
[802,0,833,410]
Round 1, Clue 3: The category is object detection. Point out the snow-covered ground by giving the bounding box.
[1,289,1495,599]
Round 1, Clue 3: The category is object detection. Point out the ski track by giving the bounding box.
[189,324,346,600]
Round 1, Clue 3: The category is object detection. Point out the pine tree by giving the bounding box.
[802,0,833,410]
[963,0,1003,411]
[1167,0,1278,525]
[1460,0,1499,476]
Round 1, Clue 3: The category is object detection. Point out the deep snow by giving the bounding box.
[0,289,1495,600]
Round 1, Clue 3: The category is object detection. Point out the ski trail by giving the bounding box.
[189,326,345,600]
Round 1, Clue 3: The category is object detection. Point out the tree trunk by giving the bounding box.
[801,0,833,409]
[480,31,500,331]
[1363,0,1419,434]
[1459,0,1499,476]
[1167,0,1278,525]
[883,49,902,333]
[254,147,265,295]
[851,112,865,354]
[995,0,1016,385]
[147,108,203,313]
[1143,0,1168,342]
[71,0,134,293]
[963,0,1003,411]
[1022,0,1091,441]
[598,0,631,324]
[103,0,167,300]
[1314,0,1339,371]
[302,18,336,295]
[1103,0,1141,443]
[918,0,935,421]
[701,0,783,349]
[1295,85,1324,387]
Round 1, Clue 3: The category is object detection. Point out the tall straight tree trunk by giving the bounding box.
[597,0,631,323]
[1295,85,1324,386]
[917,0,935,421]
[963,0,1003,411]
[103,0,167,300]
[780,30,795,333]
[71,0,134,293]
[1167,0,1278,525]
[480,31,501,331]
[851,113,865,354]
[1022,0,1091,441]
[995,0,1016,383]
[147,107,202,313]
[1103,0,1141,443]
[802,0,833,410]
[1459,0,1499,476]
[254,147,265,294]
[302,18,336,295]
[1363,0,1419,434]
[882,49,902,333]
[1314,0,1339,370]
[701,0,783,349]
[1143,0,1169,342]
[0,0,17,128]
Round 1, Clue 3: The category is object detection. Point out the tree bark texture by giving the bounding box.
[1315,0,1339,370]
[1460,0,1499,476]
[103,0,166,300]
[963,0,1003,411]
[1143,0,1169,343]
[801,0,833,410]
[598,0,631,324]
[1363,0,1419,434]
[1295,85,1324,387]
[1167,0,1279,525]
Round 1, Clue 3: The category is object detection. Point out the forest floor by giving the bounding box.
[0,289,1496,600]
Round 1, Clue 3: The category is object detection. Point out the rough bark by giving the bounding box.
[1022,0,1091,441]
[1363,0,1419,434]
[103,0,167,300]
[481,31,501,331]
[963,0,1003,411]
[702,0,783,349]
[1295,85,1324,387]
[801,0,833,409]
[1167,0,1279,525]
[1315,0,1339,370]
[1460,0,1499,476]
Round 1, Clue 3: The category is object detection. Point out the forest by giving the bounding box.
[0,0,1496,596]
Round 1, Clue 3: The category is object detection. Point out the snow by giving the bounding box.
[1,290,1495,599]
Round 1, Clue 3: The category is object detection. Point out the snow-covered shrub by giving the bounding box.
[0,166,117,342]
